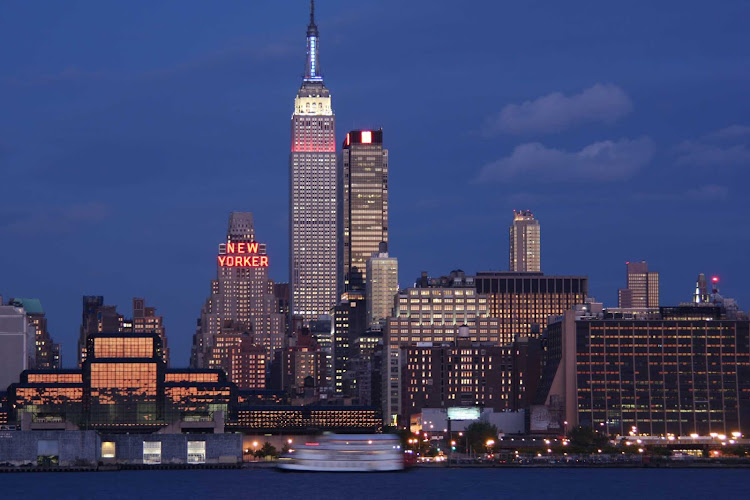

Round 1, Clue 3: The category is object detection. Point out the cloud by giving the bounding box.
[483,84,633,135]
[675,125,750,167]
[703,124,750,142]
[476,137,654,182]
[0,202,112,235]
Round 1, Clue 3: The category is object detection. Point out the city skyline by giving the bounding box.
[1,1,749,366]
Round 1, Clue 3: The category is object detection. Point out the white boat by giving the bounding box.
[278,434,404,472]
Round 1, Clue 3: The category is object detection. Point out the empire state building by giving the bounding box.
[289,1,337,325]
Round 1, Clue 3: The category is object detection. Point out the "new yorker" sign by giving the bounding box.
[218,242,269,268]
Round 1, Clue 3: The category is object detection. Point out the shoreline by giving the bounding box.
[2,462,750,473]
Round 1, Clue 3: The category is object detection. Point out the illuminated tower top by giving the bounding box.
[304,0,322,82]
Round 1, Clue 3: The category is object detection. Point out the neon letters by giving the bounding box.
[218,241,269,268]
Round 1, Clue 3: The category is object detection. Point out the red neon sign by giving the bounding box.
[218,241,269,268]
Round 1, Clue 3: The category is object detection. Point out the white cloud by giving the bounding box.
[484,84,633,135]
[476,137,654,182]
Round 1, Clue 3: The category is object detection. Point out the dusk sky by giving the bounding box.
[1,0,749,367]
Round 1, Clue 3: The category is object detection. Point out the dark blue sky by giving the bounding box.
[2,1,749,367]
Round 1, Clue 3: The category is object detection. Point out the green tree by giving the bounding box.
[465,421,498,454]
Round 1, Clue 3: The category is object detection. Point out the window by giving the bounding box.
[143,441,162,464]
[188,441,206,464]
[102,441,116,459]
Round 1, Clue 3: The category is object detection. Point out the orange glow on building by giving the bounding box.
[361,131,372,143]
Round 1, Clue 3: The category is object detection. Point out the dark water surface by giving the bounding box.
[3,468,749,499]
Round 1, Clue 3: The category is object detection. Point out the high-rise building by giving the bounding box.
[473,272,588,345]
[290,2,337,325]
[77,296,127,366]
[229,335,267,390]
[350,330,383,406]
[331,293,367,395]
[8,298,60,370]
[309,315,334,390]
[366,243,399,328]
[133,297,169,366]
[384,286,500,425]
[509,210,540,272]
[534,303,750,436]
[271,328,326,399]
[193,213,284,380]
[339,129,389,294]
[618,260,659,308]
[0,304,35,391]
[272,282,291,335]
[401,328,540,424]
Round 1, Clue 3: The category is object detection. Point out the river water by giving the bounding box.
[3,467,749,499]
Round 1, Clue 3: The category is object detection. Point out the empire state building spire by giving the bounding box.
[304,0,322,81]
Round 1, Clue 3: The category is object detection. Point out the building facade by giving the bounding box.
[509,210,540,272]
[77,297,127,366]
[193,213,284,381]
[401,331,541,426]
[331,294,367,395]
[289,3,337,325]
[535,304,750,436]
[383,286,501,425]
[339,129,389,294]
[132,298,169,366]
[8,298,60,370]
[10,332,234,432]
[618,260,660,308]
[366,244,399,328]
[0,305,35,392]
[474,272,588,345]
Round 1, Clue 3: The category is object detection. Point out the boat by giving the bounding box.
[277,434,404,472]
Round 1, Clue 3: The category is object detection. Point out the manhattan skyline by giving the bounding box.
[1,0,749,366]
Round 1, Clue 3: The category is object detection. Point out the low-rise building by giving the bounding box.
[534,303,750,436]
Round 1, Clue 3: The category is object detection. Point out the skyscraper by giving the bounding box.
[77,296,127,366]
[509,210,540,272]
[618,260,659,308]
[340,129,389,294]
[474,272,588,344]
[7,298,60,369]
[193,212,284,378]
[0,304,35,391]
[290,1,337,325]
[366,243,398,328]
[132,297,169,366]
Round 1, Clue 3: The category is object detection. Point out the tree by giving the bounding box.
[254,441,278,459]
[465,421,498,455]
[568,426,609,449]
